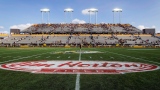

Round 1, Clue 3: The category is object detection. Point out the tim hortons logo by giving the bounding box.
[0,61,159,74]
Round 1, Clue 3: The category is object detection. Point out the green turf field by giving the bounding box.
[0,47,160,90]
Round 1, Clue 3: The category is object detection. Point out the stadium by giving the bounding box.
[0,1,160,90]
[1,23,160,48]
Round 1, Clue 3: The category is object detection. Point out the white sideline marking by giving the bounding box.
[106,51,160,65]
[75,49,81,90]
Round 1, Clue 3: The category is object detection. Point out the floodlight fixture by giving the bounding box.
[113,8,122,12]
[112,8,122,23]
[89,8,98,12]
[64,8,74,12]
[40,8,50,24]
[64,8,74,23]
[41,8,50,12]
[88,8,98,24]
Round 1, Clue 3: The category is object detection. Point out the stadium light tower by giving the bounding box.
[88,8,98,24]
[64,8,74,23]
[112,8,122,23]
[40,8,50,24]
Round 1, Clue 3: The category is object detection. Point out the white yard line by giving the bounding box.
[0,50,36,55]
[106,51,160,65]
[75,49,81,90]
[0,49,49,55]
[128,50,160,56]
[79,49,81,61]
[0,52,50,64]
[2,56,11,58]
[75,74,80,90]
[46,56,51,58]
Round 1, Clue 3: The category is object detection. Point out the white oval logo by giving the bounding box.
[0,61,159,74]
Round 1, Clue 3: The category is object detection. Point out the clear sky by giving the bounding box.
[0,0,159,33]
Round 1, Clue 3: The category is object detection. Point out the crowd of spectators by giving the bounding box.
[22,23,142,34]
[1,34,160,47]
[2,23,160,47]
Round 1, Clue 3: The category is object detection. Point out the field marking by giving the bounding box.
[150,57,160,59]
[0,50,61,64]
[79,49,81,61]
[75,49,81,90]
[2,56,11,58]
[141,56,160,60]
[35,57,40,58]
[75,74,80,90]
[127,50,160,56]
[106,51,160,65]
[0,49,50,56]
[127,49,158,50]
[110,57,114,59]
[0,52,51,64]
[46,56,51,58]
[100,56,103,59]
[0,50,37,55]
